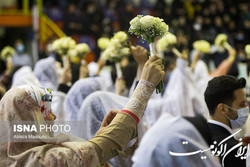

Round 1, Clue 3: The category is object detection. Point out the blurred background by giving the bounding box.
[0,0,249,66]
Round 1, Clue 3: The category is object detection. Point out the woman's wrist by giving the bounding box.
[136,64,144,81]
[123,79,155,120]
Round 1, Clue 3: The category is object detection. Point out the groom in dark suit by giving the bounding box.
[204,75,249,167]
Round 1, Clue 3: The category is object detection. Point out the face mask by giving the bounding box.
[16,44,24,53]
[225,105,249,129]
[193,23,201,31]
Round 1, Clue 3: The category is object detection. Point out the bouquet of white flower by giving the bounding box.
[129,15,168,55]
[245,44,250,59]
[68,43,90,64]
[97,37,110,50]
[157,32,177,52]
[102,38,129,62]
[193,40,210,53]
[156,33,182,58]
[129,15,168,93]
[52,37,76,68]
[214,34,231,50]
[0,46,15,61]
[113,31,128,43]
[75,43,90,58]
[102,31,130,78]
[52,37,76,55]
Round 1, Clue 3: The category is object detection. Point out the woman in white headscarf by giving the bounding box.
[34,56,60,91]
[161,57,209,119]
[63,77,102,121]
[51,90,67,121]
[132,112,222,167]
[11,66,41,88]
[138,56,209,127]
[76,89,150,167]
[0,85,100,166]
[77,91,129,140]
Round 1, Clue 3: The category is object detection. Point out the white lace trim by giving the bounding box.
[124,79,155,119]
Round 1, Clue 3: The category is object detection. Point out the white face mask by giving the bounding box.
[16,44,24,53]
[225,105,249,129]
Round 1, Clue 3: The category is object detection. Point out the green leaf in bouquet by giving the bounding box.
[156,80,164,94]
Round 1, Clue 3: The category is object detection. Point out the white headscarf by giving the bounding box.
[77,90,133,167]
[11,66,41,88]
[63,77,102,121]
[51,90,66,121]
[88,61,114,90]
[193,60,212,95]
[132,113,221,167]
[162,58,209,119]
[0,86,100,167]
[77,91,128,139]
[34,57,59,90]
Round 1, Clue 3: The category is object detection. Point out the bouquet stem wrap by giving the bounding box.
[115,62,122,79]
[81,59,86,65]
[149,42,164,94]
[149,43,156,56]
[172,47,182,58]
[224,42,232,50]
[62,55,69,69]
[62,55,72,86]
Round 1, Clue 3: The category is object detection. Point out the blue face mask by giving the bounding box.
[225,105,249,129]
[16,44,24,53]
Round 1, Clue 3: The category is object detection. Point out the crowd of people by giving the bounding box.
[43,0,250,52]
[0,0,250,167]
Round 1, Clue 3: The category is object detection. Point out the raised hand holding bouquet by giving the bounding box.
[245,44,250,59]
[52,36,76,68]
[102,31,130,79]
[129,15,168,93]
[214,34,232,50]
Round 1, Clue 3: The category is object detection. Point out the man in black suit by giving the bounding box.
[204,75,249,167]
